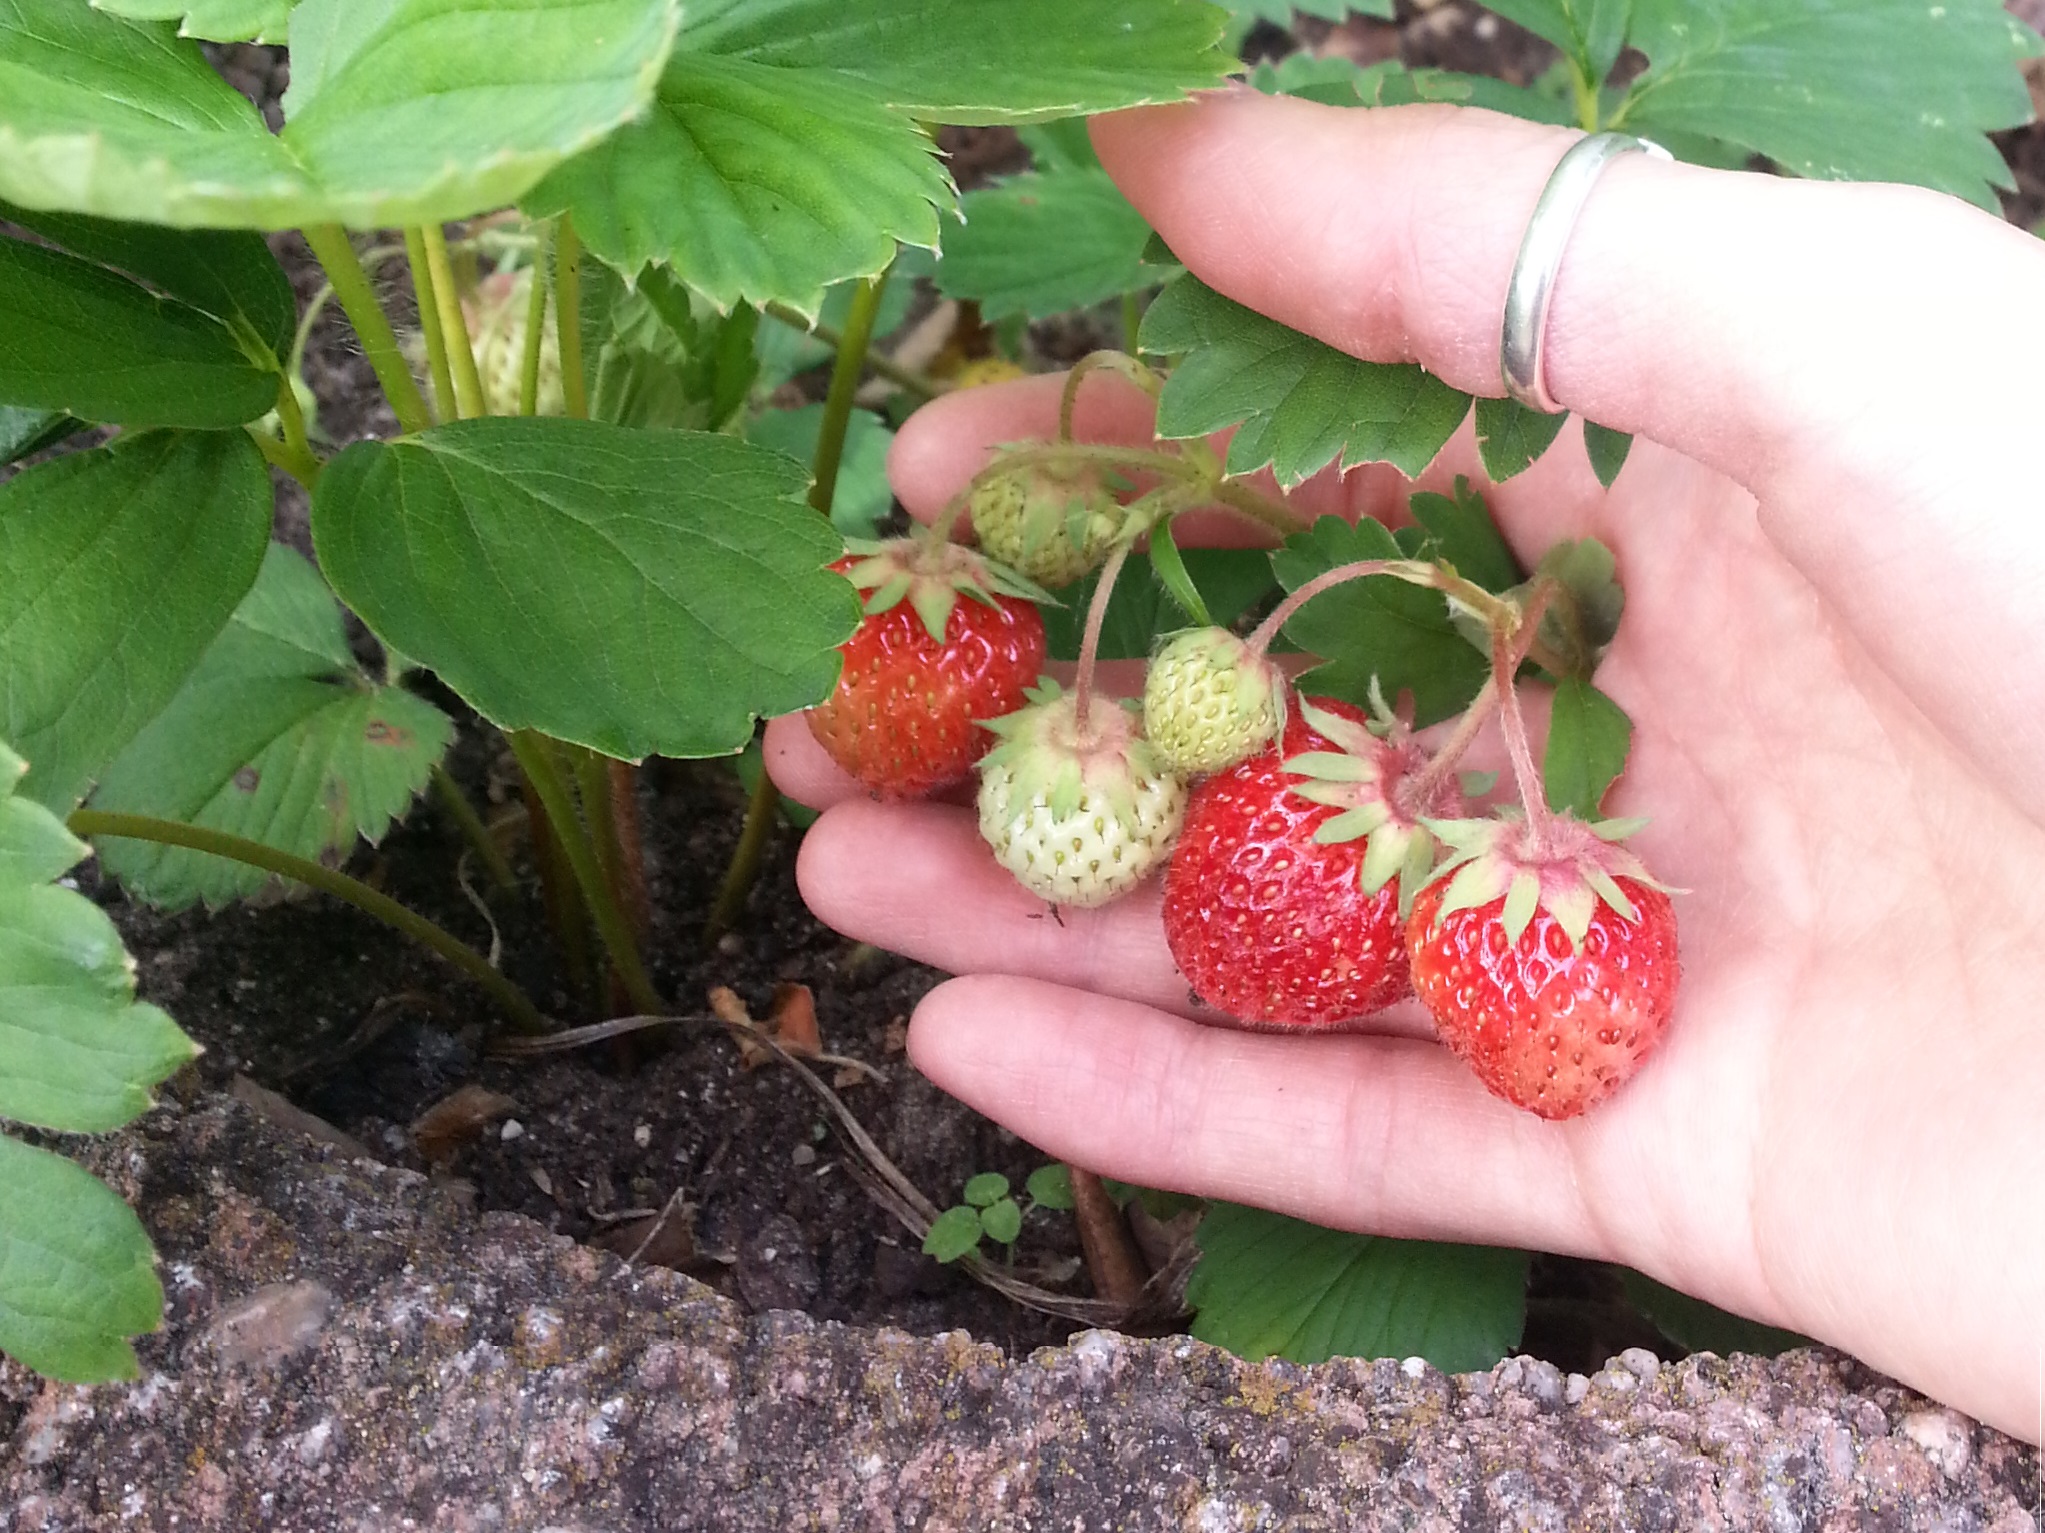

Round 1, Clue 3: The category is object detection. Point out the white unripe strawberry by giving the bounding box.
[969,458,1122,589]
[976,681,1185,907]
[1142,627,1286,778]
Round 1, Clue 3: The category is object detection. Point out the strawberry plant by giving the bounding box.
[0,0,2034,1390]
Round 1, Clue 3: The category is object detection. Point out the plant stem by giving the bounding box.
[419,224,485,419]
[301,224,433,436]
[508,732,662,1014]
[69,809,548,1034]
[571,746,628,923]
[270,375,321,486]
[608,759,651,936]
[403,227,456,425]
[1395,684,1500,816]
[1489,581,1562,843]
[1072,540,1134,731]
[762,302,942,401]
[555,217,589,420]
[706,760,781,943]
[430,763,516,892]
[809,270,892,515]
[1057,351,1160,444]
[1571,61,1602,133]
[1244,558,1444,659]
[1208,478,1312,539]
[712,269,893,936]
[520,224,554,417]
[521,770,596,1001]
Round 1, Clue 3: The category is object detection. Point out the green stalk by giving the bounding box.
[430,763,516,892]
[419,224,485,419]
[762,300,942,402]
[707,270,893,940]
[520,224,554,417]
[508,731,661,1014]
[555,217,589,419]
[271,375,321,486]
[69,809,548,1034]
[301,224,433,436]
[571,746,628,923]
[806,270,891,514]
[1571,61,1602,133]
[403,228,455,424]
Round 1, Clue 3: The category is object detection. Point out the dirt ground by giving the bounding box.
[82,0,2045,1376]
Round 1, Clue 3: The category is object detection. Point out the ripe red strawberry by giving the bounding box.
[807,542,1046,799]
[1162,697,1425,1028]
[1405,816,1680,1119]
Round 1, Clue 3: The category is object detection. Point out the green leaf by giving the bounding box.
[0,0,680,228]
[0,430,271,809]
[1582,421,1633,488]
[0,235,279,428]
[0,1134,164,1382]
[1229,0,1391,26]
[527,53,948,315]
[1189,1203,1527,1373]
[1478,0,1631,83]
[1617,0,2039,210]
[1025,1162,1076,1211]
[1016,117,1102,174]
[1542,677,1631,816]
[1270,516,1489,727]
[312,418,859,761]
[90,546,453,911]
[1407,477,1522,594]
[936,167,1156,322]
[748,405,895,539]
[1620,1270,1809,1358]
[1147,521,1213,628]
[923,1204,983,1263]
[1141,275,1470,484]
[0,746,197,1136]
[1043,547,1278,662]
[676,0,1235,124]
[0,407,79,466]
[3,203,297,368]
[1251,52,1574,124]
[1474,396,1571,484]
[962,1171,1010,1207]
[978,1197,1023,1245]
[90,0,294,43]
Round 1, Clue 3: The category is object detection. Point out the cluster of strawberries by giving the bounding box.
[805,449,1679,1121]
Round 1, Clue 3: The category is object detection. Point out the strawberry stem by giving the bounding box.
[1489,581,1562,847]
[1395,684,1500,817]
[1072,539,1135,739]
[1244,558,1440,659]
[1058,351,1161,443]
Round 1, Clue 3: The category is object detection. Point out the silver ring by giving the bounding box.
[1500,132,1671,414]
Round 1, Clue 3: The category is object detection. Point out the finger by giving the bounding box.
[908,972,1600,1256]
[887,371,1412,545]
[1091,91,2045,494]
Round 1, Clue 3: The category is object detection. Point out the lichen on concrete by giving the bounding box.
[2,1095,2037,1531]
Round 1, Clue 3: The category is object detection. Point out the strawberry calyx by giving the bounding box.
[1283,697,1447,912]
[978,678,1176,825]
[838,536,1051,647]
[1414,811,1674,952]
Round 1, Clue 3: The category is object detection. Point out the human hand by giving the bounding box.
[766,91,2045,1442]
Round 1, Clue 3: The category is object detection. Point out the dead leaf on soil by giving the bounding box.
[412,1084,518,1163]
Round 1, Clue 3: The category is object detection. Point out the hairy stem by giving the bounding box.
[419,224,484,419]
[509,732,662,1015]
[1072,540,1134,732]
[762,301,941,401]
[571,747,627,923]
[1396,685,1500,817]
[519,224,554,418]
[809,270,892,515]
[555,217,589,420]
[70,809,547,1034]
[1244,558,1413,659]
[1490,580,1563,843]
[403,228,455,424]
[706,760,782,944]
[302,224,433,436]
[1057,351,1161,444]
[431,763,516,892]
[1208,478,1311,539]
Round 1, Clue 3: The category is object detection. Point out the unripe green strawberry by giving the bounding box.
[466,268,562,418]
[1142,628,1286,777]
[977,681,1185,907]
[969,458,1121,589]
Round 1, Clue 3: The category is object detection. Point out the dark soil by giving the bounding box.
[91,4,2045,1379]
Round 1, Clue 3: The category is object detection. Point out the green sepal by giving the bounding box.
[1359,819,1416,897]
[864,573,913,616]
[1434,852,1513,924]
[1580,863,1640,923]
[1500,870,1541,946]
[1544,879,1597,948]
[1315,803,1389,845]
[1285,750,1373,784]
[908,580,958,646]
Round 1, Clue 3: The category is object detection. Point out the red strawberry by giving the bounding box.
[1162,697,1423,1029]
[807,542,1046,799]
[1405,816,1680,1119]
